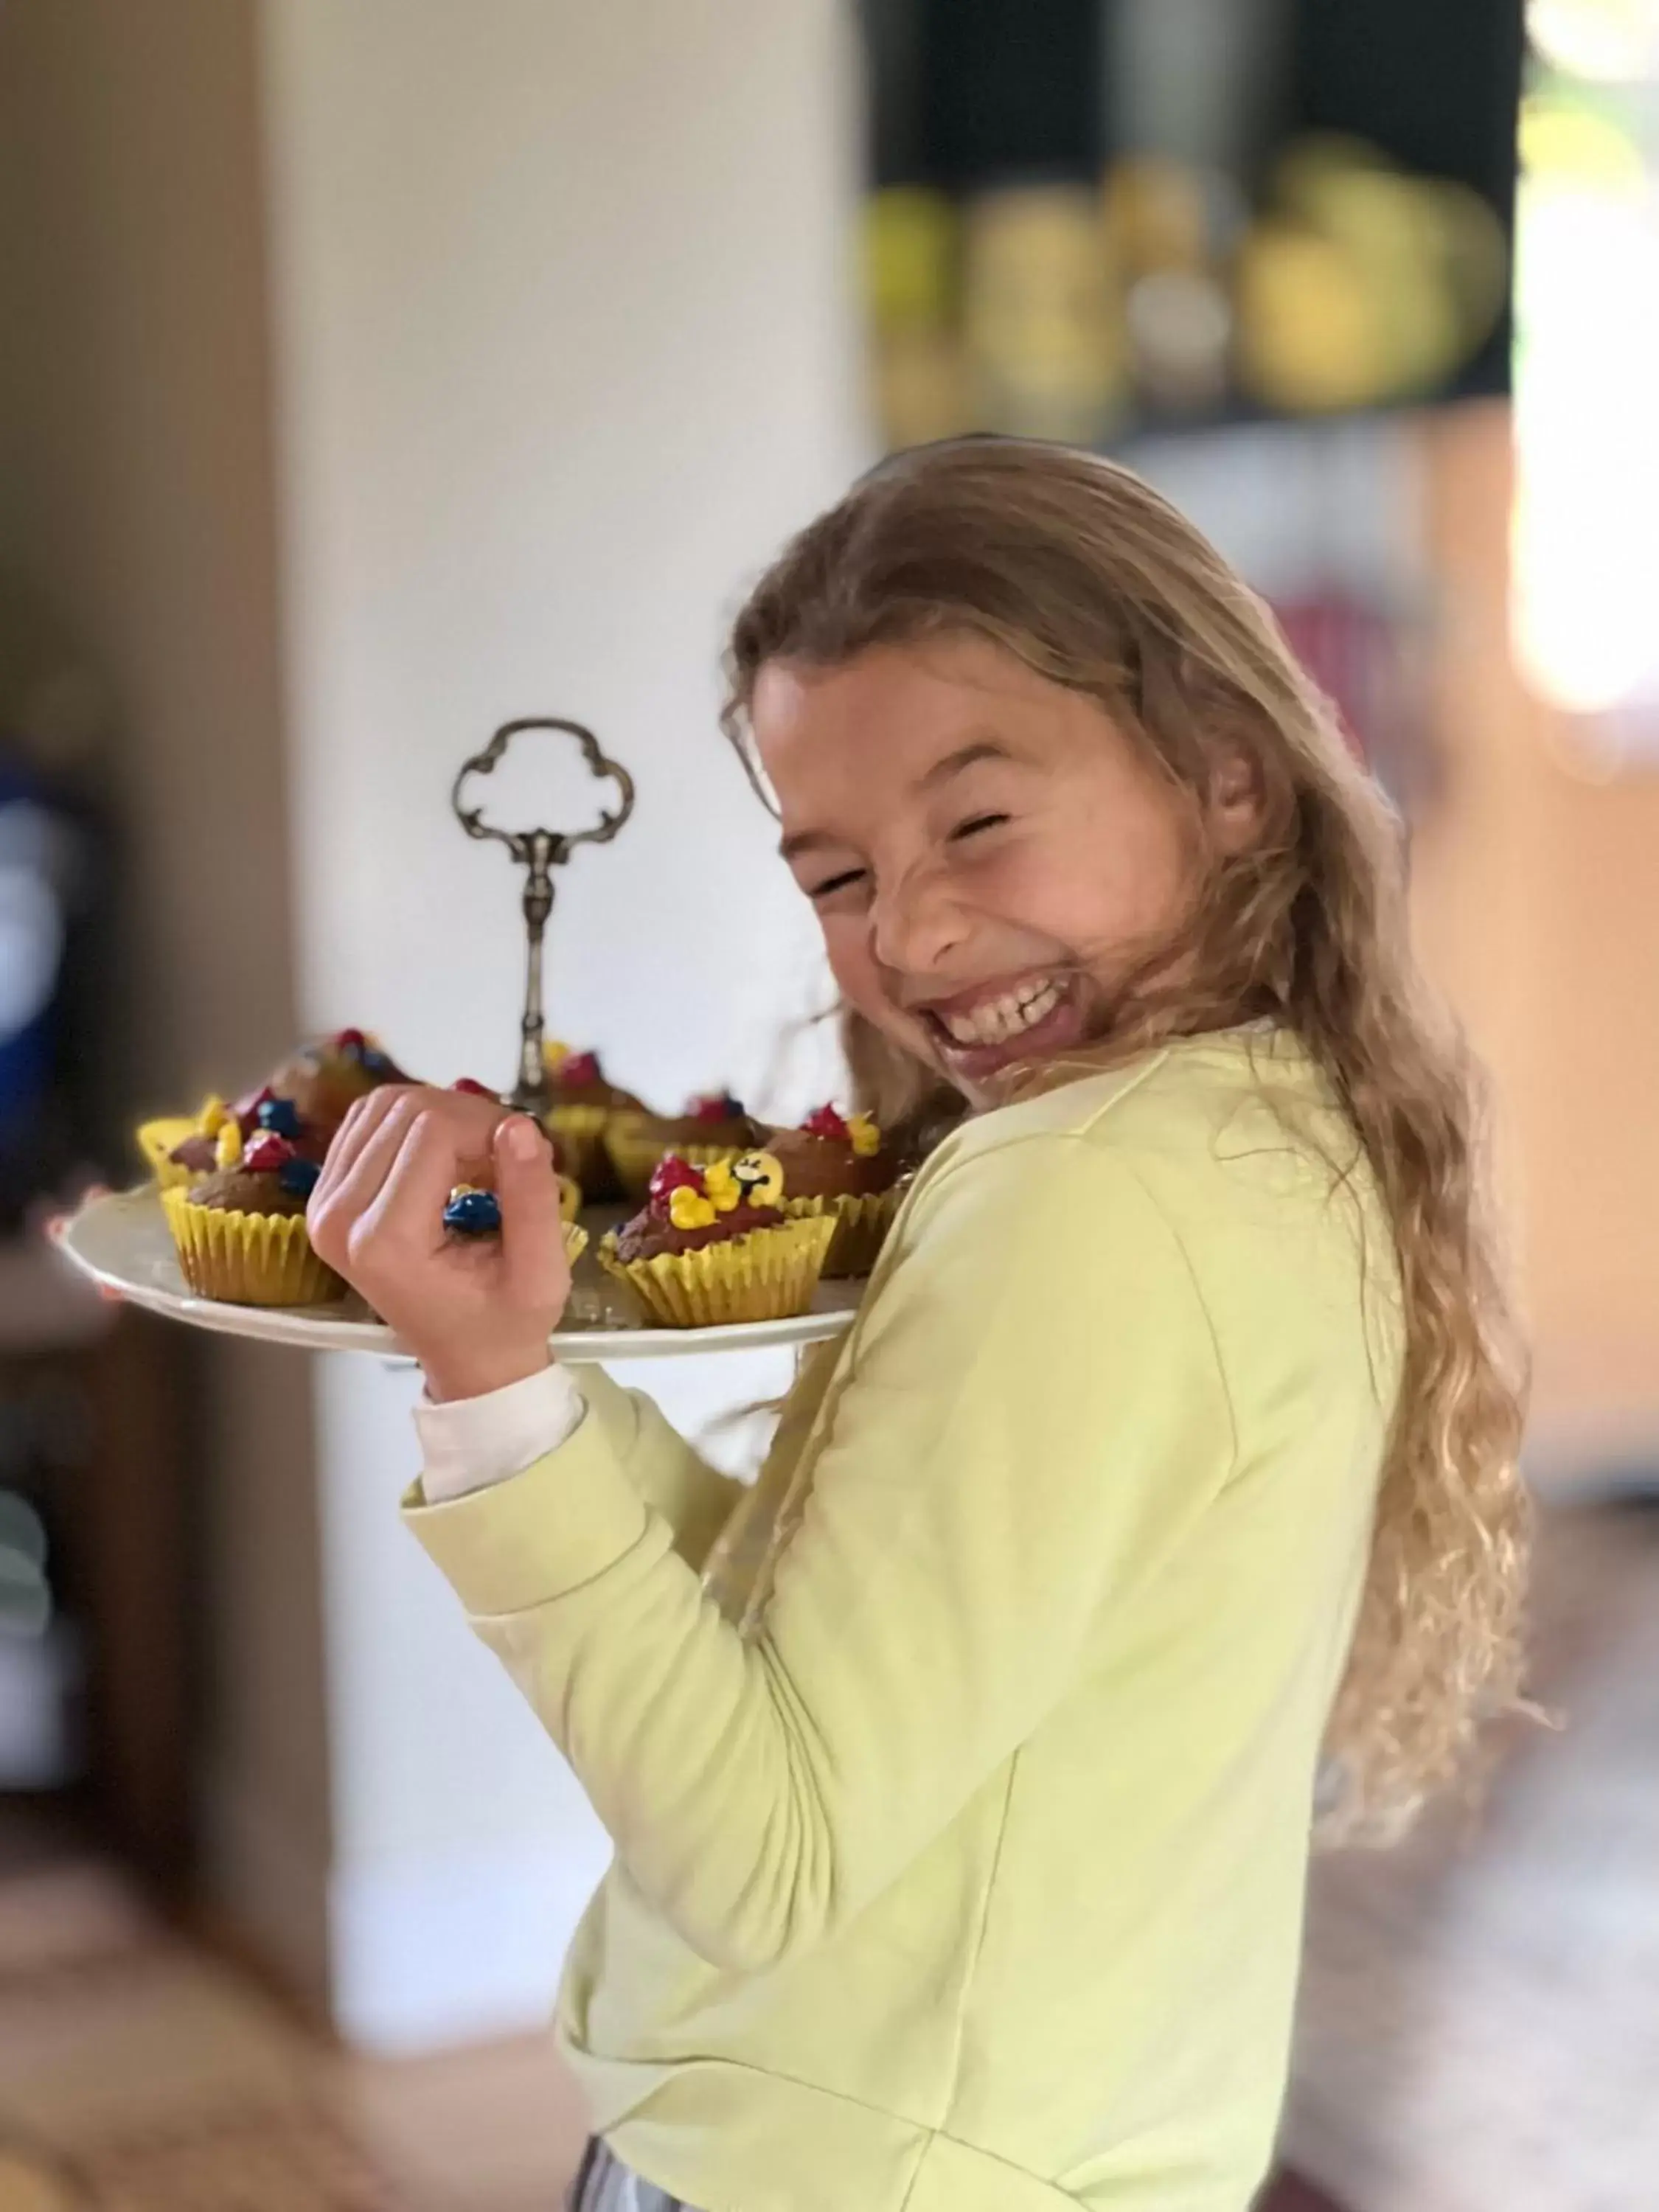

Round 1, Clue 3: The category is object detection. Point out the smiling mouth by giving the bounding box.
[914,973,1088,1074]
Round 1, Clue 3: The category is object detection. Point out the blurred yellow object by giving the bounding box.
[865,187,957,330]
[1234,221,1389,412]
[961,184,1125,442]
[864,188,973,447]
[1520,92,1647,187]
[1238,133,1509,411]
[1298,171,1462,392]
[1269,131,1391,209]
[1105,156,1213,276]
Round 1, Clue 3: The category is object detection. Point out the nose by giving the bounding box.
[869,861,970,981]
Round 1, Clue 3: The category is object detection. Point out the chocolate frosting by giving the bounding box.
[613,1200,785,1265]
[763,1127,899,1200]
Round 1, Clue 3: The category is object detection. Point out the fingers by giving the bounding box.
[349,1107,463,1266]
[493,1116,568,1306]
[307,1092,422,1270]
[313,1085,504,1220]
[317,1084,411,1189]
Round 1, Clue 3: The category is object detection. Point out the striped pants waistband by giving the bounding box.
[568,2139,698,2212]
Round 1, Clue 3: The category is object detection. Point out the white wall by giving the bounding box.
[259,0,866,2047]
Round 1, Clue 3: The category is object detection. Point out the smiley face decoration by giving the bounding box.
[647,1150,787,1230]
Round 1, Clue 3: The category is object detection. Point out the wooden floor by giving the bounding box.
[0,1847,585,2209]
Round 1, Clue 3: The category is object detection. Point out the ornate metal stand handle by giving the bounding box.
[450,717,635,1113]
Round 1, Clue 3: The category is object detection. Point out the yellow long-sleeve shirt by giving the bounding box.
[406,1029,1402,2212]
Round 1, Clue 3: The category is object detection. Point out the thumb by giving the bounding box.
[493,1114,567,1305]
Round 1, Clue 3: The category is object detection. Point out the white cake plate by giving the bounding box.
[55,1188,862,1364]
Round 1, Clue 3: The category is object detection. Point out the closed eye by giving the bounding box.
[808,866,869,900]
[950,813,1010,841]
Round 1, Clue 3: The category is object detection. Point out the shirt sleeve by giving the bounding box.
[415,1364,587,1502]
[403,1135,1237,1975]
[413,1363,748,1572]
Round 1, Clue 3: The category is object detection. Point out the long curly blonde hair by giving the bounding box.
[722,437,1531,1845]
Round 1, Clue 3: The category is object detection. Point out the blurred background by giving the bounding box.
[0,1,1652,2205]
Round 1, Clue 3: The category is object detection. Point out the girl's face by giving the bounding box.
[753,635,1255,1103]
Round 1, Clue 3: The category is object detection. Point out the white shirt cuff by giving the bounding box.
[414,1362,587,1503]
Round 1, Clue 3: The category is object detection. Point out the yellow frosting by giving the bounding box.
[848,1113,882,1158]
[668,1185,717,1231]
[701,1161,742,1215]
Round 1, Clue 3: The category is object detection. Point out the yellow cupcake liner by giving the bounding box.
[138,1116,209,1192]
[598,1212,835,1329]
[561,1220,589,1267]
[782,1188,900,1278]
[557,1175,582,1223]
[602,1111,675,1203]
[543,1104,610,1190]
[161,1187,344,1307]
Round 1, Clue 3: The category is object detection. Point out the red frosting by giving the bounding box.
[690,1091,742,1122]
[451,1077,497,1099]
[647,1154,704,1212]
[243,1132,297,1174]
[333,1027,367,1053]
[560,1050,602,1087]
[801,1104,850,1140]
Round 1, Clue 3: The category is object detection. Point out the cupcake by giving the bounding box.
[164,1124,587,1312]
[603,1090,764,1204]
[233,1028,411,1144]
[161,1132,343,1307]
[541,1044,644,1199]
[138,1096,235,1191]
[599,1151,835,1328]
[764,1105,904,1277]
[139,1088,333,1192]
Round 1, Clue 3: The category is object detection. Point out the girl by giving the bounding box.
[308,439,1530,2212]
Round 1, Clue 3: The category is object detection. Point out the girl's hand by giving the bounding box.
[307,1085,569,1403]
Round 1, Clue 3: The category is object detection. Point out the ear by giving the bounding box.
[1208,742,1265,854]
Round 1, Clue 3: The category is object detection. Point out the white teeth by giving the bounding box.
[939,979,1063,1048]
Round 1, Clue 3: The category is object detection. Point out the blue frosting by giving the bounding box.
[443,1187,501,1235]
[258,1096,304,1138]
[277,1156,321,1198]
